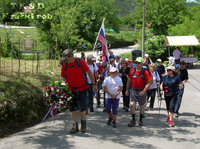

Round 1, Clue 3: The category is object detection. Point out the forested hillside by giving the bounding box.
[113,0,135,16]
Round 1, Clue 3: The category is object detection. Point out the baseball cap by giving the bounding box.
[166,65,175,72]
[128,59,133,62]
[87,54,96,61]
[144,54,149,57]
[157,59,162,62]
[135,57,143,63]
[61,49,73,61]
[110,67,118,72]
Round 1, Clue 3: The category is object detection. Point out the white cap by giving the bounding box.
[144,54,149,57]
[157,59,162,62]
[110,67,118,72]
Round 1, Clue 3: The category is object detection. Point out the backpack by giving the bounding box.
[131,67,151,91]
[131,67,147,82]
[64,58,88,93]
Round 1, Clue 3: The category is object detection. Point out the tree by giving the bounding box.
[32,0,120,53]
[133,0,187,35]
[0,0,32,24]
[167,4,200,56]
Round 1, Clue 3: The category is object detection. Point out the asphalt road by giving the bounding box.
[0,46,200,149]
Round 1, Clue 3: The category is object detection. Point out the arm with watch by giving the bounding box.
[87,69,98,92]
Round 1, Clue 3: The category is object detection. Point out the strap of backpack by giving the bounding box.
[76,58,88,86]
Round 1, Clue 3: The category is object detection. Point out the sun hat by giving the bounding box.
[61,49,73,61]
[87,54,96,61]
[166,65,175,72]
[135,57,143,63]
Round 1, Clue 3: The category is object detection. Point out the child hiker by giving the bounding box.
[102,67,123,127]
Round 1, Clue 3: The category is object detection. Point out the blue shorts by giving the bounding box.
[70,90,88,112]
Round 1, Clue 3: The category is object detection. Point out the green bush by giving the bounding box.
[145,35,168,62]
[106,31,138,48]
[120,52,132,60]
[0,73,59,137]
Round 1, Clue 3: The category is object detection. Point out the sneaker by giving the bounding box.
[125,108,129,112]
[107,118,112,125]
[138,120,143,126]
[175,113,179,118]
[169,120,174,127]
[90,107,94,112]
[128,120,136,127]
[166,116,170,122]
[112,121,117,128]
[149,108,153,111]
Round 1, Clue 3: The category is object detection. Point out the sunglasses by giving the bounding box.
[167,69,172,72]
[135,62,142,64]
[157,61,161,63]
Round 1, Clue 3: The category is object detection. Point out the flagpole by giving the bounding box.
[92,18,105,52]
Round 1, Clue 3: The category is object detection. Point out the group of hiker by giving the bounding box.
[60,48,188,133]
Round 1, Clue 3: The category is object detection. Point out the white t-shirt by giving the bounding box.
[102,76,123,99]
[87,63,98,84]
[150,71,160,89]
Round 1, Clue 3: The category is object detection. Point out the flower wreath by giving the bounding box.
[43,81,73,121]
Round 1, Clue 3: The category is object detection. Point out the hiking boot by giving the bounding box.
[81,120,86,133]
[166,116,170,122]
[169,120,174,127]
[70,122,78,133]
[138,120,143,126]
[107,118,113,125]
[112,121,117,128]
[128,120,136,127]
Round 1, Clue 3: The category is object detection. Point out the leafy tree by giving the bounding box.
[167,4,200,57]
[132,0,187,35]
[32,0,120,53]
[0,0,32,23]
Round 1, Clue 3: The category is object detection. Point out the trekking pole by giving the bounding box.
[157,84,161,105]
[158,92,164,120]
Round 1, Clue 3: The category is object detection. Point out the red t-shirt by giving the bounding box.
[128,68,152,90]
[61,58,89,92]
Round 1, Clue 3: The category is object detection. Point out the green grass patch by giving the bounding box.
[120,52,132,59]
[106,30,138,48]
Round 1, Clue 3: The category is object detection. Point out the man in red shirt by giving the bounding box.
[126,57,152,126]
[61,49,97,133]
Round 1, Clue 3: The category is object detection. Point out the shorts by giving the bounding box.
[70,90,88,112]
[129,88,146,106]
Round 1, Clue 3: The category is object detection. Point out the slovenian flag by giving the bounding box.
[97,19,109,62]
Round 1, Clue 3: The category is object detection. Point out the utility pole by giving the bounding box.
[142,0,145,58]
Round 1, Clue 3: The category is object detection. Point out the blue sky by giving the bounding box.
[187,0,197,2]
